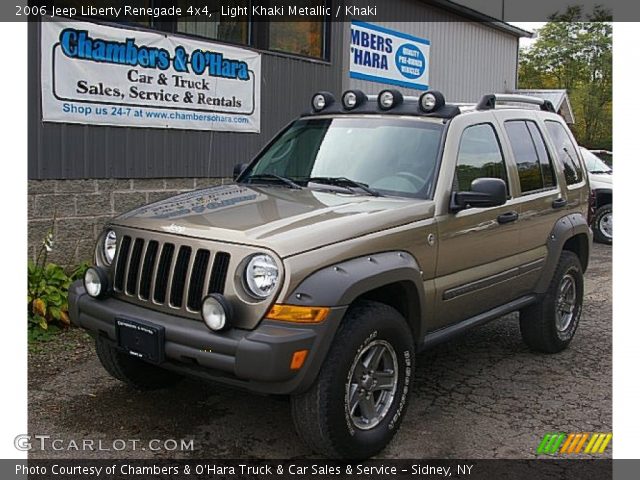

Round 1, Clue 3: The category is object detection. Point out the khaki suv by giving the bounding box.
[69,90,592,459]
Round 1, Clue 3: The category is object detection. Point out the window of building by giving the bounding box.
[268,21,325,59]
[455,124,508,192]
[504,120,557,193]
[545,121,584,185]
[55,0,327,59]
[176,1,249,45]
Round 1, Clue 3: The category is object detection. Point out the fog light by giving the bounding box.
[202,294,233,331]
[83,267,109,299]
[378,89,403,110]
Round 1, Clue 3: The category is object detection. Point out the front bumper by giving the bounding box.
[68,280,345,395]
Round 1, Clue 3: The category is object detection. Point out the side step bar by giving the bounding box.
[420,295,538,351]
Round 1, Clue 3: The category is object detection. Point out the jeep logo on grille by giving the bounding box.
[164,223,185,234]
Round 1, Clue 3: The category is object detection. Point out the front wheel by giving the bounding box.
[291,301,415,459]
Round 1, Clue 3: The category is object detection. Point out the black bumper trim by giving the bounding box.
[68,280,345,395]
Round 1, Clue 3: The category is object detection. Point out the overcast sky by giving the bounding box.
[510,22,546,48]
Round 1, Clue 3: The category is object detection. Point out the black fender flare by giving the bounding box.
[535,214,592,294]
[285,251,427,338]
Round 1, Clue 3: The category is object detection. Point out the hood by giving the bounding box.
[588,172,612,189]
[112,184,433,257]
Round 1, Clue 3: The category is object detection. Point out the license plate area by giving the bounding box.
[116,317,165,364]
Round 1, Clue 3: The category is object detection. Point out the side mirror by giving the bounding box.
[451,178,507,212]
[233,163,249,179]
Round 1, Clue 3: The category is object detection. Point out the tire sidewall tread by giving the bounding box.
[520,251,584,353]
[291,300,415,459]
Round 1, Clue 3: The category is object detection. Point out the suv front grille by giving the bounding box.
[113,235,231,313]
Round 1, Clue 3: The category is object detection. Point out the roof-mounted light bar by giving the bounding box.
[308,89,459,118]
[476,94,556,113]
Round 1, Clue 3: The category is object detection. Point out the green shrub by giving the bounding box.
[27,230,89,334]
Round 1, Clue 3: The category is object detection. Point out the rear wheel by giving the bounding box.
[593,204,612,244]
[291,301,414,459]
[95,337,182,390]
[519,251,584,353]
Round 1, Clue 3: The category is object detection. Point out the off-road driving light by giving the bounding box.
[244,254,280,299]
[267,304,330,323]
[103,229,117,265]
[201,294,232,331]
[311,92,335,112]
[378,89,403,110]
[83,267,109,299]
[342,89,367,110]
[419,90,445,113]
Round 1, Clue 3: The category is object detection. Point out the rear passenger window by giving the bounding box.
[504,120,557,193]
[545,121,584,185]
[455,124,508,192]
[528,121,556,188]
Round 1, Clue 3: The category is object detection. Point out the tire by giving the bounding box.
[592,204,612,244]
[95,337,182,390]
[291,300,415,459]
[519,251,584,353]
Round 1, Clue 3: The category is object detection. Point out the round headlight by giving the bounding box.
[244,254,279,299]
[201,294,232,331]
[103,230,117,265]
[84,267,109,298]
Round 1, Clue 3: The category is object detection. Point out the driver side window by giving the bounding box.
[455,123,508,192]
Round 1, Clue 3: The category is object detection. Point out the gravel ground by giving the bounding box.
[28,243,611,459]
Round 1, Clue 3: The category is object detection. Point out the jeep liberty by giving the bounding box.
[69,90,592,459]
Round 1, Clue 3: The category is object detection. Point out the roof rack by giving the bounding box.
[476,94,556,113]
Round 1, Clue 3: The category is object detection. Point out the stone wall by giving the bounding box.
[28,178,231,267]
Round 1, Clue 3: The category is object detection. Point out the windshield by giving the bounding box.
[241,117,445,198]
[581,148,612,173]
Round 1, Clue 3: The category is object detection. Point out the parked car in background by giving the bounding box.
[589,149,613,168]
[581,147,612,244]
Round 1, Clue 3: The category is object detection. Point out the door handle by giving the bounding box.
[552,198,568,209]
[497,211,519,224]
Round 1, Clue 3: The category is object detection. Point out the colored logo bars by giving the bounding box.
[537,432,612,455]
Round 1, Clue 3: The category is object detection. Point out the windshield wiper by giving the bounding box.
[245,173,302,189]
[590,170,612,174]
[307,177,380,197]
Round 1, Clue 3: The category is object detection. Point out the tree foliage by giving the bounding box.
[518,6,612,149]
